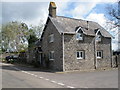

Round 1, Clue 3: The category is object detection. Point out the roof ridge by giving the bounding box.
[56,16,95,23]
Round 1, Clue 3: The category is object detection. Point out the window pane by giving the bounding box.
[77,51,84,59]
[97,51,102,58]
[99,52,101,57]
[49,34,54,42]
[96,35,101,42]
[76,33,83,40]
[80,52,82,58]
[76,33,80,39]
[52,52,54,59]
[77,52,79,58]
[49,51,54,60]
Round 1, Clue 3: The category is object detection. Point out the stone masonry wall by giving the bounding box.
[64,34,112,71]
[41,19,63,71]
[96,37,112,69]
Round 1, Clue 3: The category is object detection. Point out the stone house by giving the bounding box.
[36,2,112,71]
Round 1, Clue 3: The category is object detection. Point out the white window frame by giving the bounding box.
[49,34,54,43]
[76,51,84,59]
[49,51,54,60]
[97,51,102,59]
[76,33,83,40]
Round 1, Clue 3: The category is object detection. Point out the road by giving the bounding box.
[1,63,118,88]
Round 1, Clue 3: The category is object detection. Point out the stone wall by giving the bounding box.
[41,19,63,71]
[96,37,112,69]
[112,55,119,67]
[64,34,95,71]
[64,34,112,71]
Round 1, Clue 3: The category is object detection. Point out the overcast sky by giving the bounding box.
[1,0,119,50]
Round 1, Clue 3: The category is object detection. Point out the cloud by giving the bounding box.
[58,0,115,19]
[2,2,49,26]
[1,0,118,2]
[86,13,107,26]
[112,42,118,51]
[55,0,72,16]
[72,2,98,19]
[86,12,118,50]
[1,1,119,50]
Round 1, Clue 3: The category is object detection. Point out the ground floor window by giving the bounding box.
[49,51,54,60]
[76,51,84,59]
[97,50,103,59]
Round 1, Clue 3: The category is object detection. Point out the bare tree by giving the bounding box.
[106,1,120,51]
[106,1,120,28]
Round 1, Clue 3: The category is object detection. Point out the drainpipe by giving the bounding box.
[110,40,113,68]
[94,29,100,69]
[62,33,65,72]
[94,37,97,69]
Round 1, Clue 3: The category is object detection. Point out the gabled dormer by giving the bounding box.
[95,29,102,42]
[75,27,84,41]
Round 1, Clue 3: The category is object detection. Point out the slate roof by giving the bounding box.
[49,16,112,38]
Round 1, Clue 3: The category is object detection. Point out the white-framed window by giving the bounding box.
[49,51,54,60]
[76,33,83,40]
[76,51,84,59]
[96,35,101,42]
[97,51,103,59]
[49,34,54,43]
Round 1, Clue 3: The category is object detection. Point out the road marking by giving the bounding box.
[21,71,27,73]
[67,86,75,88]
[25,72,30,74]
[30,73,35,76]
[26,72,31,75]
[9,66,76,88]
[51,80,57,83]
[57,83,65,86]
[45,78,50,81]
[34,75,38,77]
[24,72,29,74]
[39,77,43,79]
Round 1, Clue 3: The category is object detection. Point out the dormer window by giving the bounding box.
[95,29,102,42]
[76,33,83,40]
[96,35,101,42]
[76,27,84,41]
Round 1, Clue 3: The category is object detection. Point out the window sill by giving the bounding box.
[49,41,54,43]
[97,57,102,59]
[76,39,83,41]
[77,58,84,60]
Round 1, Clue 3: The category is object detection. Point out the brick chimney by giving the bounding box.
[49,2,56,18]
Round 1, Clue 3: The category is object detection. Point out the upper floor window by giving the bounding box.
[49,34,54,43]
[75,27,83,41]
[76,51,84,59]
[96,35,101,42]
[97,51,103,59]
[76,33,83,40]
[49,51,54,60]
